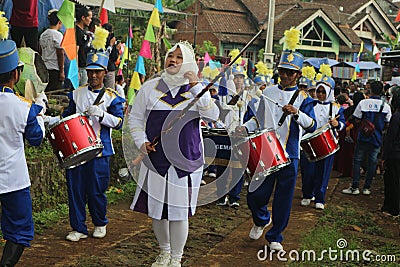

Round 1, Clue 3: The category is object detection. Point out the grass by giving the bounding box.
[290,204,400,267]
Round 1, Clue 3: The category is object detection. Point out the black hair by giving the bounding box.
[336,94,347,105]
[102,23,113,33]
[88,17,101,32]
[390,86,400,110]
[76,7,91,22]
[340,88,350,95]
[48,11,60,26]
[370,81,383,95]
[0,68,19,84]
[116,75,124,83]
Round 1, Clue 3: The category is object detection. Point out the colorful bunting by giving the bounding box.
[135,56,146,75]
[204,52,211,64]
[163,38,172,49]
[149,8,161,28]
[139,40,152,59]
[144,23,156,42]
[103,0,115,12]
[155,0,164,13]
[99,8,108,24]
[68,59,79,89]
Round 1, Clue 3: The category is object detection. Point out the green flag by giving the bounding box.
[58,0,75,28]
[144,23,156,43]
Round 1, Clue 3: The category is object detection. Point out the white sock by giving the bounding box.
[152,219,170,253]
[169,220,188,261]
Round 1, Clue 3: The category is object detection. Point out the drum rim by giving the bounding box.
[47,113,87,131]
[251,157,292,179]
[235,128,276,145]
[60,143,103,169]
[301,125,332,141]
[304,145,340,162]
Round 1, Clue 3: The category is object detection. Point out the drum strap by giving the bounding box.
[278,89,299,127]
[329,102,333,118]
[93,87,106,106]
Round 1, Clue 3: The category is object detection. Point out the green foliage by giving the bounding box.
[106,180,137,205]
[381,32,400,50]
[33,204,69,234]
[257,48,265,61]
[197,40,217,56]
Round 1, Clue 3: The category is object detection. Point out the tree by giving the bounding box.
[197,40,217,56]
[381,32,400,51]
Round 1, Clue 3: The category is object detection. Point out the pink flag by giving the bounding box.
[204,52,211,64]
[139,40,152,59]
[129,25,133,39]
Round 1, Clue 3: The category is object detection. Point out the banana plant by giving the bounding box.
[381,32,400,50]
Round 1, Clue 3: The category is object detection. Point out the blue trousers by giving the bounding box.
[0,187,33,247]
[247,159,298,243]
[351,141,380,189]
[301,153,334,204]
[66,157,110,235]
[216,165,244,203]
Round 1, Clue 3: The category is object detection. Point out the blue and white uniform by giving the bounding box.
[244,84,316,243]
[0,86,44,246]
[62,85,125,235]
[301,95,345,205]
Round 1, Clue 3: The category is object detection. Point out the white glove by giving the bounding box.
[44,115,60,126]
[86,105,104,118]
[35,92,48,114]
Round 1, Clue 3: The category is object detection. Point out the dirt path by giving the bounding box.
[18,171,399,266]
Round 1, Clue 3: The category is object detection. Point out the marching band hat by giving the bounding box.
[298,76,310,87]
[231,65,245,76]
[308,79,317,91]
[317,75,335,89]
[253,75,266,85]
[0,39,20,75]
[86,51,109,70]
[278,50,304,71]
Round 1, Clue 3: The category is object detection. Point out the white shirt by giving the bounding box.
[39,28,63,70]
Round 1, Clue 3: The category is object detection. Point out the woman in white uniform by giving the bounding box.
[129,41,219,267]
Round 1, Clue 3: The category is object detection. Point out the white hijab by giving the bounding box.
[161,41,199,88]
[317,83,335,103]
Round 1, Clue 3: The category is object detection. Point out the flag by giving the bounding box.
[135,56,146,75]
[57,1,75,28]
[155,0,164,13]
[103,0,115,12]
[162,38,172,49]
[119,43,129,70]
[100,8,108,24]
[396,9,400,22]
[372,44,379,55]
[144,23,156,43]
[68,59,79,89]
[204,52,211,64]
[149,8,161,28]
[130,71,142,90]
[139,40,152,59]
[357,42,364,58]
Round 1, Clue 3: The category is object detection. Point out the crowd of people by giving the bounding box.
[0,2,399,267]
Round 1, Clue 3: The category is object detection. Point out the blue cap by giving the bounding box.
[317,75,335,89]
[86,51,109,70]
[253,75,266,85]
[298,76,310,87]
[278,50,304,71]
[0,40,19,74]
[231,65,245,76]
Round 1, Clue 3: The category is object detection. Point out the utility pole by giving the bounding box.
[263,0,275,68]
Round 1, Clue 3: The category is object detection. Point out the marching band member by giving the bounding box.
[0,14,45,265]
[300,67,346,210]
[46,26,125,242]
[237,28,317,251]
[129,41,219,267]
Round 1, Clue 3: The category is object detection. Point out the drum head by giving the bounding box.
[62,145,103,169]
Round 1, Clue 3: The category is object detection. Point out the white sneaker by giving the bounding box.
[208,173,216,178]
[93,225,107,238]
[249,218,272,240]
[152,251,171,267]
[65,231,88,242]
[216,196,228,206]
[362,188,371,195]
[168,258,181,267]
[315,203,325,210]
[342,187,360,195]
[301,198,311,206]
[229,201,240,208]
[201,179,207,185]
[268,242,283,251]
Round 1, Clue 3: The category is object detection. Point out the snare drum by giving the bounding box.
[46,114,103,169]
[235,130,291,179]
[300,125,339,162]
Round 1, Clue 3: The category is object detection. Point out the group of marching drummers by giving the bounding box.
[0,20,349,266]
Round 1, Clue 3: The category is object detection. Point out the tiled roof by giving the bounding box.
[274,8,317,41]
[338,25,363,45]
[309,0,371,15]
[204,10,257,34]
[199,0,245,13]
[214,33,265,46]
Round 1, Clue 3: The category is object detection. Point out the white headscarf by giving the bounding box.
[161,41,199,88]
[316,83,335,102]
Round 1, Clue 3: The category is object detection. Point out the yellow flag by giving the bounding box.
[357,42,364,58]
[351,71,357,81]
[130,71,142,90]
[149,8,161,28]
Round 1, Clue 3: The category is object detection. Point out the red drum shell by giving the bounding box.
[46,114,103,169]
[300,125,340,162]
[235,130,291,179]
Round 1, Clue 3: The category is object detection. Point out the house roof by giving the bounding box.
[199,0,246,13]
[204,10,257,35]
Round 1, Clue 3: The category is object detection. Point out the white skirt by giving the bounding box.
[130,163,203,221]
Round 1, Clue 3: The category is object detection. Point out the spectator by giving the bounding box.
[380,86,400,217]
[39,9,65,92]
[102,23,120,90]
[76,7,92,86]
[10,0,39,51]
[342,82,392,195]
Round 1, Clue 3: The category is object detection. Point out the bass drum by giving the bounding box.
[15,47,49,97]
